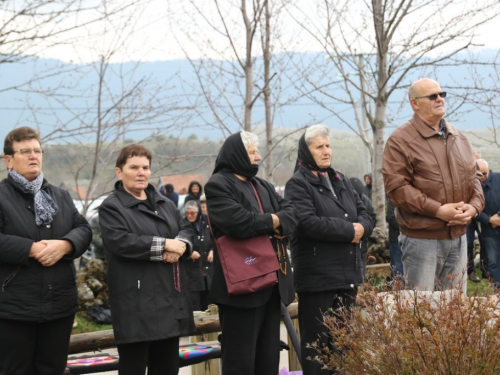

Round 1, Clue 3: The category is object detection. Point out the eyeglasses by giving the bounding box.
[185,211,198,216]
[13,148,43,156]
[413,92,447,101]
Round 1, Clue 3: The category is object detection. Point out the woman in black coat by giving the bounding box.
[205,131,298,375]
[99,144,195,375]
[0,127,92,375]
[184,199,214,311]
[183,180,203,206]
[285,125,374,375]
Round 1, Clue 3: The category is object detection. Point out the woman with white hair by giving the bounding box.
[285,124,374,375]
[205,131,298,374]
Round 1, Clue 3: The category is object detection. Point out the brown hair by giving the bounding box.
[115,144,152,169]
[3,127,42,155]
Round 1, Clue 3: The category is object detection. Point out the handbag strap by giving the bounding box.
[205,181,265,236]
[249,182,265,214]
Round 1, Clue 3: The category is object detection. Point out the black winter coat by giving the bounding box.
[478,172,500,237]
[0,175,92,321]
[99,183,195,345]
[285,165,374,292]
[186,214,214,292]
[205,172,298,308]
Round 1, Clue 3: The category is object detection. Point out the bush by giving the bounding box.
[312,285,500,374]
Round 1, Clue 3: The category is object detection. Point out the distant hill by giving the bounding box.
[0,51,498,145]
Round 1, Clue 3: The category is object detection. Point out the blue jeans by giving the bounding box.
[482,234,500,288]
[399,234,467,293]
[389,241,404,279]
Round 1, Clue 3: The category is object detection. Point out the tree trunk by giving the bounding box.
[372,0,387,230]
[242,0,253,132]
[263,0,273,182]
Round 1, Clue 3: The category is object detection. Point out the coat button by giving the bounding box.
[345,213,348,217]
[48,285,52,289]
[319,188,323,192]
[46,224,51,228]
[350,251,353,254]
[350,284,354,288]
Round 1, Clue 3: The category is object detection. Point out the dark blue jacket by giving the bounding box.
[478,171,500,237]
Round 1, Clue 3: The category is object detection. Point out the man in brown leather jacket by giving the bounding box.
[382,78,484,293]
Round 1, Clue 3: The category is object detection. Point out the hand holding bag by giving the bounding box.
[207,182,279,295]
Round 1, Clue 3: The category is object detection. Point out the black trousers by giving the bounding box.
[218,286,281,375]
[297,289,357,375]
[116,336,180,375]
[0,314,75,375]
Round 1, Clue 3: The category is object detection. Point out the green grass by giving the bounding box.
[466,268,495,296]
[72,311,112,334]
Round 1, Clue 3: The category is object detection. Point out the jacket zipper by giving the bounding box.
[2,266,21,292]
[137,279,141,311]
[313,246,316,256]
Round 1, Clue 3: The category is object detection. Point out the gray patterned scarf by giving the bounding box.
[9,169,58,226]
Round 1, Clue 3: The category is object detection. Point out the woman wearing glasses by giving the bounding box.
[0,127,92,374]
[99,144,195,375]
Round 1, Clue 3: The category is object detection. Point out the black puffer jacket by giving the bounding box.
[99,182,195,345]
[285,165,374,292]
[0,175,92,322]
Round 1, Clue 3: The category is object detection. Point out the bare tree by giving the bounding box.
[25,3,196,217]
[289,0,500,229]
[0,0,140,94]
[169,0,306,183]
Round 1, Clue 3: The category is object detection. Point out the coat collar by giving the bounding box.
[410,113,459,139]
[297,164,349,211]
[297,164,346,191]
[113,181,165,208]
[220,172,272,213]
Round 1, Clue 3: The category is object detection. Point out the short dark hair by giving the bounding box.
[4,127,42,155]
[115,144,152,169]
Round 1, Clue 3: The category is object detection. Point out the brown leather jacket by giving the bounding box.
[382,114,484,239]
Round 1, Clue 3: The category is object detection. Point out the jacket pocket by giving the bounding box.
[2,266,21,292]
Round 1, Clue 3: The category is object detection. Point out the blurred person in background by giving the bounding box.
[184,200,213,311]
[349,176,376,281]
[184,181,203,205]
[160,183,179,208]
[199,194,208,216]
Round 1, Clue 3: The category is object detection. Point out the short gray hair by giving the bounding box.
[184,200,199,212]
[240,131,259,149]
[304,124,330,146]
[477,159,489,169]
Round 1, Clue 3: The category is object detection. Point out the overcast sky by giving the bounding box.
[30,0,500,64]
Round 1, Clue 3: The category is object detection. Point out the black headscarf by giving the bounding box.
[294,133,345,191]
[213,132,258,179]
[187,181,203,199]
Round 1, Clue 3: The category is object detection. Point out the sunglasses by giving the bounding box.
[413,92,447,101]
